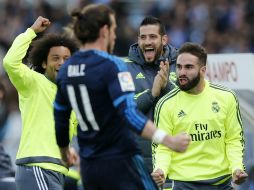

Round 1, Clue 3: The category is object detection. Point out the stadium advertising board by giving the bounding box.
[206,53,254,92]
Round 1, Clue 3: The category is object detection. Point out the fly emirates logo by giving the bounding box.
[190,123,222,142]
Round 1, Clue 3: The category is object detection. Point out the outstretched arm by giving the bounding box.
[141,120,190,153]
[3,16,50,93]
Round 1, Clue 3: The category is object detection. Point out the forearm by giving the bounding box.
[226,140,245,173]
[153,143,172,177]
[135,89,156,114]
[3,28,36,71]
[225,95,245,173]
[54,108,71,148]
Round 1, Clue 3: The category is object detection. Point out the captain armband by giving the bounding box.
[152,129,167,144]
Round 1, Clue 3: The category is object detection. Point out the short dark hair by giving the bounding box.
[178,42,207,66]
[139,16,166,36]
[71,4,115,44]
[28,34,78,74]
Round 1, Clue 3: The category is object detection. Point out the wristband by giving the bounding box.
[152,129,167,144]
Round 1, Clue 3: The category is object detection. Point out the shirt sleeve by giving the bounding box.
[135,89,156,114]
[3,28,37,95]
[54,81,72,148]
[105,58,148,134]
[153,99,173,176]
[224,92,245,173]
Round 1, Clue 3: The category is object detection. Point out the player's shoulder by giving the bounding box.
[209,82,236,95]
[99,54,129,72]
[209,82,238,102]
[121,57,133,63]
[156,87,180,107]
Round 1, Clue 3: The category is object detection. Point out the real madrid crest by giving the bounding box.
[212,101,220,113]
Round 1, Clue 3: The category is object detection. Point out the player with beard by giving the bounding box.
[53,4,191,190]
[124,16,178,178]
[151,42,248,190]
[125,16,178,124]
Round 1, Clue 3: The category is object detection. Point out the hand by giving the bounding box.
[151,59,169,97]
[158,59,169,89]
[151,168,166,187]
[164,132,191,152]
[30,16,50,33]
[151,74,163,97]
[60,146,79,168]
[232,169,248,185]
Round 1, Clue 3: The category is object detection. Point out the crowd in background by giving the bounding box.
[0,0,254,179]
[1,0,254,58]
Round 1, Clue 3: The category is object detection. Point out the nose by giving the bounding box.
[144,37,152,45]
[177,67,186,76]
[59,58,65,66]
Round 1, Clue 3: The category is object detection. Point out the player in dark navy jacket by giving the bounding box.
[53,4,190,190]
[56,49,147,159]
[124,16,178,174]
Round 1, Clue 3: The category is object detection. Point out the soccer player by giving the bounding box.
[124,16,178,174]
[152,42,248,190]
[3,16,78,190]
[53,4,190,190]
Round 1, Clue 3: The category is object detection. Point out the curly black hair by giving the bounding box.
[28,34,78,74]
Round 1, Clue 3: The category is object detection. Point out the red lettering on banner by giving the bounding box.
[206,61,238,82]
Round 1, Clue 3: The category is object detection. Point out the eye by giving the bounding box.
[150,35,157,39]
[63,56,70,61]
[176,64,181,69]
[139,35,146,40]
[186,65,193,69]
[52,57,59,61]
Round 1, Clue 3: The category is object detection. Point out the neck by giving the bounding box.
[188,79,206,95]
[44,73,55,84]
[80,39,107,52]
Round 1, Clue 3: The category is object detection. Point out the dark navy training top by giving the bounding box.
[54,50,148,160]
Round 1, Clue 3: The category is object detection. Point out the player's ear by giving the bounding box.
[162,35,168,46]
[42,61,47,69]
[100,25,109,38]
[201,65,206,74]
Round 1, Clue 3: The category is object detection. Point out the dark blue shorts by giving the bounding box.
[80,154,158,190]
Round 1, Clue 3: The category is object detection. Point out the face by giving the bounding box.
[107,14,117,54]
[176,53,204,91]
[138,24,167,63]
[42,46,71,83]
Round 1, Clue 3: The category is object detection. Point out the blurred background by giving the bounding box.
[0,0,254,189]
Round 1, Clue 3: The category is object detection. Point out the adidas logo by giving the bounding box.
[178,110,186,118]
[136,72,145,79]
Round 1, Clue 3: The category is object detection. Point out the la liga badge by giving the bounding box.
[118,72,135,92]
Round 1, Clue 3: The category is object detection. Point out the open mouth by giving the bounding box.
[144,48,155,59]
[179,78,188,85]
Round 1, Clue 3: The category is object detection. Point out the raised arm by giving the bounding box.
[3,16,50,92]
